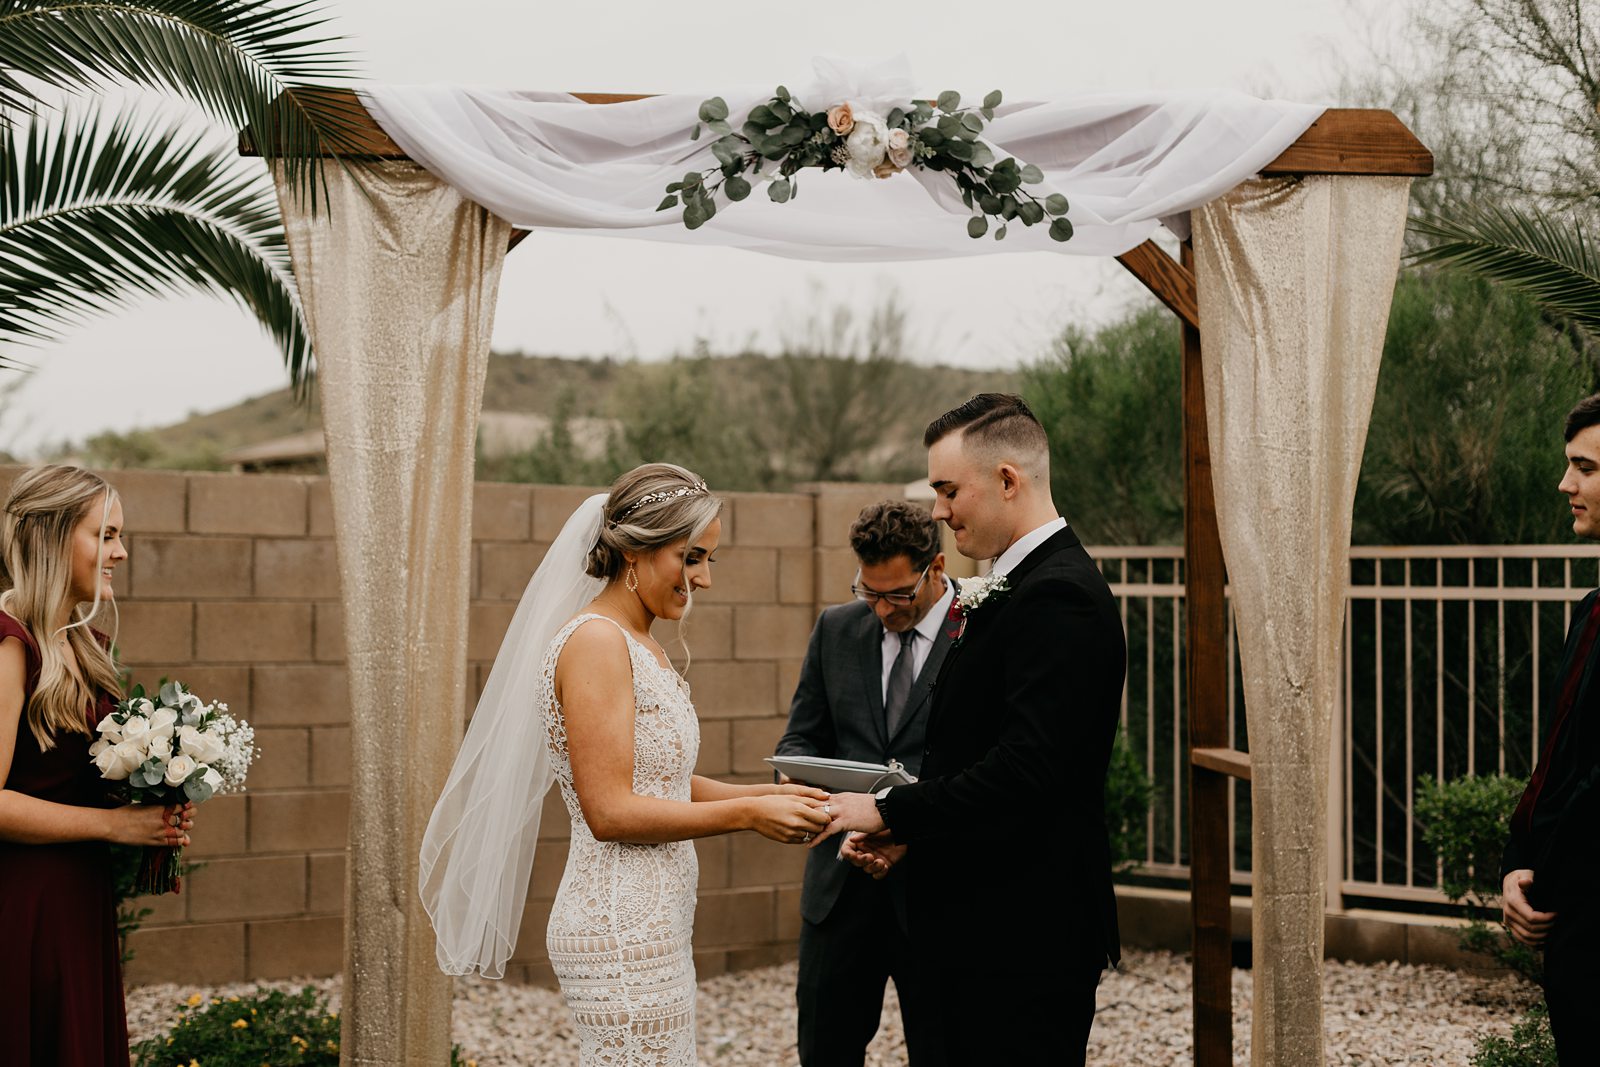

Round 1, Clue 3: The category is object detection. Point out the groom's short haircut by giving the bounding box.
[924,393,1050,474]
[1566,393,1600,442]
[850,501,941,570]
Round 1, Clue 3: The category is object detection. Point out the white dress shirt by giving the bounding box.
[879,578,957,703]
[991,517,1068,578]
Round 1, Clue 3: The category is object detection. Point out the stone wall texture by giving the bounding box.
[0,466,905,985]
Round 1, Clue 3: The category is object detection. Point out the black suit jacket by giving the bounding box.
[881,525,1126,973]
[775,587,954,925]
[1502,587,1600,915]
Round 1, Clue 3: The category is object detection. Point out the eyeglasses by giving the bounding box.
[851,563,931,607]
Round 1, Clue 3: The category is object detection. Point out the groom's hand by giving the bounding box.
[840,831,905,879]
[809,792,884,848]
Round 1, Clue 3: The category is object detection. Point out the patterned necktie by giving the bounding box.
[884,630,917,737]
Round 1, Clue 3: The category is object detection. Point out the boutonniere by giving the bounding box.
[944,573,1011,644]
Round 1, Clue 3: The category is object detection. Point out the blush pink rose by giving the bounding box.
[886,128,913,169]
[827,104,855,135]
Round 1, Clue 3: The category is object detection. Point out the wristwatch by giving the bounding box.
[874,786,894,830]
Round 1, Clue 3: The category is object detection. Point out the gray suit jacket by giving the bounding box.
[774,584,956,926]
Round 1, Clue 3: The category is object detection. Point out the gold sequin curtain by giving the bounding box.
[274,163,511,1065]
[1193,176,1410,1067]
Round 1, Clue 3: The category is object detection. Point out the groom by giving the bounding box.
[812,393,1126,1066]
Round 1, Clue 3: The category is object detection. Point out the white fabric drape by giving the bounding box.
[361,57,1322,259]
[274,163,511,1065]
[1193,176,1411,1067]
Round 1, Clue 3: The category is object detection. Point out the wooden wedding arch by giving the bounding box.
[245,93,1431,1066]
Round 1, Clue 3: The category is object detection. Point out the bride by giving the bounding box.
[419,463,831,1065]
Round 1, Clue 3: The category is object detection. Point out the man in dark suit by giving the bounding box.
[1502,393,1600,1064]
[775,500,955,1067]
[813,393,1126,1066]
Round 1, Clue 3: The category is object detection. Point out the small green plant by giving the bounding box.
[1105,732,1155,874]
[1415,772,1541,983]
[132,986,480,1066]
[1471,1004,1558,1067]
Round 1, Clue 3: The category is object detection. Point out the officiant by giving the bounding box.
[773,500,955,1066]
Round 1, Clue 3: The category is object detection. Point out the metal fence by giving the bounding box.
[1093,544,1600,908]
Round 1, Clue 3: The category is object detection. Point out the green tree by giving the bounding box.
[1022,303,1183,544]
[0,1,365,391]
[1355,270,1591,544]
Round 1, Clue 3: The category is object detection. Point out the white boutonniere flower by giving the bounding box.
[957,572,1010,613]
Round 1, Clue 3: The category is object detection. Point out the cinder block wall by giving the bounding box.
[0,465,901,985]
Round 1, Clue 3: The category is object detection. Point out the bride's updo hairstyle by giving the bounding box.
[587,463,723,582]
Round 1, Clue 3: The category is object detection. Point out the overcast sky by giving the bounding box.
[2,0,1405,455]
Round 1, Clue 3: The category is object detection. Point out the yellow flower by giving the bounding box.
[231,1018,249,1029]
[227,995,240,1003]
[186,993,203,1007]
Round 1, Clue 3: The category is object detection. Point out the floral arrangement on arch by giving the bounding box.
[659,87,1072,242]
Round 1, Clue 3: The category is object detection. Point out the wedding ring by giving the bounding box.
[802,833,812,843]
[824,804,832,816]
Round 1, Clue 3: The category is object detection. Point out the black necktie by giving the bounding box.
[885,630,916,737]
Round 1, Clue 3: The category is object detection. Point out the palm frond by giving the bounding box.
[0,1,364,205]
[1409,204,1600,337]
[0,104,311,391]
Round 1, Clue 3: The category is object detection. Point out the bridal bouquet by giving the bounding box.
[91,681,256,894]
[661,86,1071,241]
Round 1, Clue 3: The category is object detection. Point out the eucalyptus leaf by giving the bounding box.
[1049,217,1074,242]
[780,125,809,147]
[160,681,179,706]
[984,89,1003,109]
[1019,200,1045,225]
[967,216,988,239]
[711,137,740,166]
[914,101,934,121]
[960,112,983,134]
[776,85,791,102]
[970,143,994,169]
[920,128,946,147]
[684,200,708,229]
[989,169,1020,194]
[995,224,1008,240]
[945,138,974,162]
[691,125,701,141]
[749,104,780,129]
[888,107,905,127]
[769,178,792,203]
[981,108,994,121]
[700,97,730,122]
[770,101,794,124]
[666,181,683,193]
[725,175,751,201]
[937,114,960,137]
[656,194,679,211]
[1021,163,1044,184]
[1045,193,1069,216]
[683,172,702,189]
[979,193,1003,214]
[938,90,961,112]
[708,119,733,136]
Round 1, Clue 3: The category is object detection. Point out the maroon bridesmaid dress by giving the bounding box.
[0,611,129,1066]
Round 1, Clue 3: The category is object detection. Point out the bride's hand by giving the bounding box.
[771,783,830,802]
[748,795,831,844]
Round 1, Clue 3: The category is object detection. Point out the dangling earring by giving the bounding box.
[625,563,639,593]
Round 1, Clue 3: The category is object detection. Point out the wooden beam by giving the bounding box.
[1182,238,1233,1067]
[241,92,1432,179]
[1116,241,1197,329]
[1260,108,1433,177]
[1192,746,1252,781]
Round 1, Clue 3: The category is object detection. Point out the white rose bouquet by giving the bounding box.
[91,680,256,894]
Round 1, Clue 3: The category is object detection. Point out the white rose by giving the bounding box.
[145,734,173,762]
[176,724,204,759]
[148,707,178,739]
[105,738,145,780]
[130,697,154,716]
[95,715,122,743]
[88,739,109,758]
[92,742,122,778]
[845,109,890,179]
[164,754,197,787]
[120,715,150,744]
[203,732,227,764]
[201,766,224,793]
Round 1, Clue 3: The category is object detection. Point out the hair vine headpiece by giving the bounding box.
[610,482,710,526]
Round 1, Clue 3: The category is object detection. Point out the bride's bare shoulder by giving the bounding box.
[555,615,631,671]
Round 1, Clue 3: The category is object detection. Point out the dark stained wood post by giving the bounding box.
[1181,237,1233,1067]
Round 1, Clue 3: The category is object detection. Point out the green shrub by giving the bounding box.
[1105,732,1154,874]
[131,986,479,1067]
[1415,772,1542,983]
[1472,1004,1558,1067]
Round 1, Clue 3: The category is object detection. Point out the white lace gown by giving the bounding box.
[541,614,701,1066]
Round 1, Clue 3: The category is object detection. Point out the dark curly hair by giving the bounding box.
[849,500,940,570]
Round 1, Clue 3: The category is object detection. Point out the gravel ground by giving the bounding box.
[127,949,1536,1066]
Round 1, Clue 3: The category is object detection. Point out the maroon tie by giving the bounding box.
[1513,595,1600,838]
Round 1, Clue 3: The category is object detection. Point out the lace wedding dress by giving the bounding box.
[541,613,701,1065]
